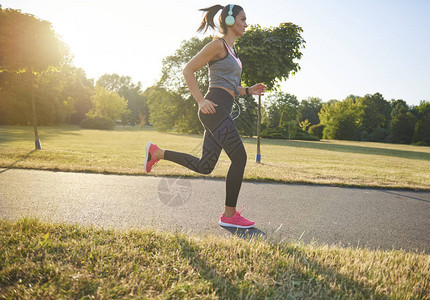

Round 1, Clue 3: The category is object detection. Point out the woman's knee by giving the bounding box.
[232,146,247,168]
[199,167,213,175]
[197,162,217,175]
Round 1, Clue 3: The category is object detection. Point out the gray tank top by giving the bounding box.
[208,39,242,96]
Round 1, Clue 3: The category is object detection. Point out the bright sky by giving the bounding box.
[3,0,429,106]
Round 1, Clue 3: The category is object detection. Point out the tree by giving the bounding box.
[319,97,363,140]
[297,97,323,125]
[236,23,305,162]
[265,92,299,128]
[86,86,129,122]
[0,8,67,149]
[359,93,391,137]
[389,100,417,144]
[412,101,430,145]
[59,65,94,124]
[264,92,300,141]
[0,62,94,126]
[0,71,33,125]
[0,62,62,126]
[31,68,63,125]
[97,74,147,126]
[144,86,180,132]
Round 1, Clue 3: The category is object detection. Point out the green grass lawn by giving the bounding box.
[1,125,429,190]
[1,218,429,299]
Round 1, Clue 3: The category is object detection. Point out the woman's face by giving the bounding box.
[231,10,248,37]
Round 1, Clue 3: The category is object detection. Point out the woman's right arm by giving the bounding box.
[183,40,223,114]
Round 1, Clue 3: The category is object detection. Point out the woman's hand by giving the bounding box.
[198,98,218,114]
[250,83,267,96]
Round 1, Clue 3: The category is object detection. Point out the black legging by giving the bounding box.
[164,88,247,207]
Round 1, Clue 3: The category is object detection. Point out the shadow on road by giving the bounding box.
[381,190,430,204]
[220,226,266,239]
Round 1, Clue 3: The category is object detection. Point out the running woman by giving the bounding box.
[145,4,266,229]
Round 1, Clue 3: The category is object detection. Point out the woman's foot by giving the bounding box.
[219,206,255,229]
[144,142,161,173]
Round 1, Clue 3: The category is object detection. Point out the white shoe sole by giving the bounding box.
[219,221,255,229]
[144,142,152,174]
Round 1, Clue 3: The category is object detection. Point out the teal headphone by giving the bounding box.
[225,4,235,26]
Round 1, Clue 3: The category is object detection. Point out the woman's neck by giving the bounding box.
[222,34,236,47]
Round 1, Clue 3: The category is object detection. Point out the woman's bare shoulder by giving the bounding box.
[202,39,226,60]
[204,39,224,51]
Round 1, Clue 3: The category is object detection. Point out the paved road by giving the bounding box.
[1,168,429,253]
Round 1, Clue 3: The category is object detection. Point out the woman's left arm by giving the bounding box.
[238,83,267,96]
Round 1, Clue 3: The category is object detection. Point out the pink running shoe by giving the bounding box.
[219,206,255,229]
[144,142,160,174]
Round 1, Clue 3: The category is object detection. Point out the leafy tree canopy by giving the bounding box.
[297,97,323,125]
[86,86,129,122]
[0,8,67,72]
[389,99,417,144]
[360,93,390,133]
[236,23,305,91]
[265,92,299,128]
[319,96,363,140]
[97,73,148,125]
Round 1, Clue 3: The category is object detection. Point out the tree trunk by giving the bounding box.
[256,95,261,163]
[31,83,41,150]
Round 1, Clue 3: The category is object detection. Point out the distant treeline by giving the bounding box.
[260,93,430,146]
[1,66,428,145]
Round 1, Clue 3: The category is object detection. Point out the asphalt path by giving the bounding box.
[1,168,429,253]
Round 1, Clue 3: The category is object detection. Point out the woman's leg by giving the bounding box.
[210,115,254,228]
[162,129,222,175]
[154,115,246,210]
[161,115,246,204]
[207,115,247,211]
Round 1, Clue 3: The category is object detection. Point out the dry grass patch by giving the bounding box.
[1,218,429,299]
